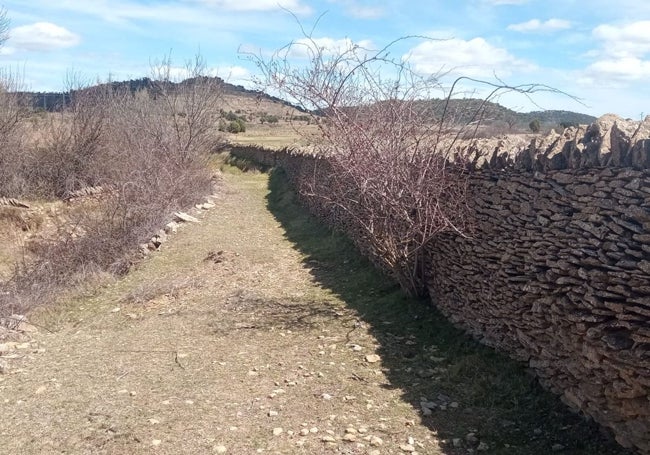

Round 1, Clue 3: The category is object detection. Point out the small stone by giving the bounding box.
[358,427,368,434]
[449,402,459,408]
[111,307,121,313]
[321,435,336,443]
[321,393,333,400]
[466,433,479,445]
[552,443,565,452]
[213,445,227,454]
[174,212,199,223]
[151,439,162,446]
[351,344,363,351]
[149,418,160,424]
[299,429,310,436]
[477,442,489,451]
[345,427,358,434]
[309,427,319,433]
[400,443,415,452]
[452,438,462,447]
[533,428,542,436]
[343,434,357,442]
[272,427,283,436]
[369,436,383,446]
[268,410,278,417]
[365,354,381,363]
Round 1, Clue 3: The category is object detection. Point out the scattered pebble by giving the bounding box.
[272,427,283,436]
[477,441,489,451]
[466,433,479,445]
[552,443,565,452]
[213,445,227,454]
[369,436,383,446]
[365,354,381,363]
[321,435,336,443]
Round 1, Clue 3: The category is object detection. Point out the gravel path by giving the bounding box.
[0,172,442,454]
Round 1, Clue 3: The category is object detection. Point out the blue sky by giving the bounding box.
[0,0,648,118]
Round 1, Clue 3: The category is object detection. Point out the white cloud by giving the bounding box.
[581,21,650,85]
[221,65,252,86]
[405,37,535,78]
[187,0,310,14]
[327,0,385,19]
[10,22,80,51]
[583,57,650,83]
[508,18,571,33]
[592,21,650,58]
[346,5,384,19]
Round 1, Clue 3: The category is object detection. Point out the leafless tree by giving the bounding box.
[251,32,569,297]
[0,7,9,49]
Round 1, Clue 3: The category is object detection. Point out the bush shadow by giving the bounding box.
[265,167,633,455]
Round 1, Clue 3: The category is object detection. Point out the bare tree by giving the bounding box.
[0,7,9,49]
[251,32,568,297]
[149,53,224,163]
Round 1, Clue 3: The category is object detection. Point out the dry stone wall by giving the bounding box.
[427,167,649,453]
[229,115,650,454]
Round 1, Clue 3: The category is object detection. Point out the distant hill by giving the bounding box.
[413,98,596,132]
[20,80,595,132]
[20,76,308,114]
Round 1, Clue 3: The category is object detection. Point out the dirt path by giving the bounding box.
[0,172,444,454]
[0,170,632,455]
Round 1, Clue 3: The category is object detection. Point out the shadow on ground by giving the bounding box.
[265,168,633,455]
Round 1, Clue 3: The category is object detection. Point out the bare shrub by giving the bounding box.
[0,56,221,318]
[252,34,565,296]
[28,75,110,198]
[0,69,31,197]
